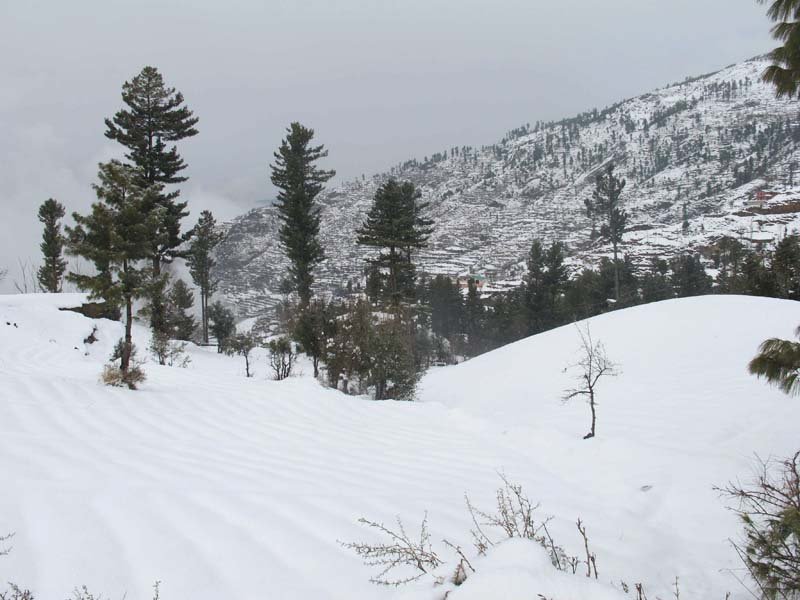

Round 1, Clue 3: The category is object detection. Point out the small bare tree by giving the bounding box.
[564,324,618,439]
[224,331,259,378]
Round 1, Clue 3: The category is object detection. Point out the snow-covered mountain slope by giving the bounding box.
[1,293,799,599]
[216,56,800,317]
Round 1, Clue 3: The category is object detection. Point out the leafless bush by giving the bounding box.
[0,531,13,556]
[465,473,577,571]
[0,584,33,600]
[720,452,800,600]
[340,513,443,586]
[12,259,41,294]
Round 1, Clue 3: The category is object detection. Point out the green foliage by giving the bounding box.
[356,179,433,308]
[225,331,260,377]
[186,210,224,343]
[759,0,800,99]
[103,339,146,389]
[291,299,331,379]
[749,325,800,396]
[270,122,335,306]
[105,66,199,334]
[36,198,67,293]
[368,313,419,401]
[723,452,800,600]
[66,161,161,376]
[587,164,628,300]
[268,336,296,380]
[669,254,712,297]
[166,279,196,341]
[207,301,236,353]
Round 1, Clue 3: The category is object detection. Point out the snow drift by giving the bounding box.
[1,293,798,599]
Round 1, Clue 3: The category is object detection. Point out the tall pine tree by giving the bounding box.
[587,164,627,301]
[356,179,433,309]
[186,210,224,343]
[270,122,335,307]
[104,66,199,332]
[66,161,161,380]
[36,198,67,293]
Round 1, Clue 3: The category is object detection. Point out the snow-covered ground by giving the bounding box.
[1,293,798,599]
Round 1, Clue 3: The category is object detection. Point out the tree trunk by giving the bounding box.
[612,243,620,302]
[585,388,597,439]
[122,295,133,374]
[313,355,319,379]
[201,288,208,344]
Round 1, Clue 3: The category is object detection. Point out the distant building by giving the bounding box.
[457,274,487,290]
[751,189,779,206]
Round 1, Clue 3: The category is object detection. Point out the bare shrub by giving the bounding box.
[340,513,443,586]
[0,531,12,556]
[563,324,619,439]
[720,452,800,600]
[465,473,577,571]
[0,584,33,600]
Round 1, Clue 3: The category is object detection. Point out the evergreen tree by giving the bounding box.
[669,254,712,297]
[464,278,485,356]
[186,210,224,343]
[772,235,800,299]
[758,0,800,98]
[292,298,330,378]
[356,179,433,309]
[207,301,236,353]
[428,275,463,340]
[36,198,67,293]
[749,324,800,396]
[640,258,673,303]
[104,66,199,331]
[66,161,161,382]
[270,122,335,307]
[587,164,628,301]
[166,279,197,341]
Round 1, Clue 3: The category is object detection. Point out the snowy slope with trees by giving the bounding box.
[1,292,798,599]
[215,56,800,317]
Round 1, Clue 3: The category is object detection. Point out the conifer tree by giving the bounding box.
[36,198,67,293]
[356,179,433,309]
[167,278,197,341]
[104,66,199,332]
[186,210,224,343]
[66,161,161,381]
[207,301,236,353]
[270,122,335,307]
[587,164,627,301]
[758,0,800,98]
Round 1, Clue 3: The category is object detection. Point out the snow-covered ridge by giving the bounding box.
[1,293,798,599]
[215,56,800,317]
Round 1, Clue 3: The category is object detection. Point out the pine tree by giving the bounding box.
[356,179,433,309]
[758,0,800,98]
[36,198,67,293]
[207,301,236,353]
[66,161,161,383]
[749,325,800,396]
[587,164,627,301]
[270,122,335,307]
[167,279,197,341]
[186,210,224,343]
[104,66,199,332]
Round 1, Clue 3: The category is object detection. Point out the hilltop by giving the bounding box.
[215,56,800,317]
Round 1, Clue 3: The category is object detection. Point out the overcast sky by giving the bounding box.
[0,0,774,292]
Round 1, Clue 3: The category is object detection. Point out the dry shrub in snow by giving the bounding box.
[149,332,191,368]
[268,336,296,380]
[340,513,443,586]
[102,340,146,389]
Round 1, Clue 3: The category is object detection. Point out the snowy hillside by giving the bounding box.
[216,56,800,317]
[1,293,799,599]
